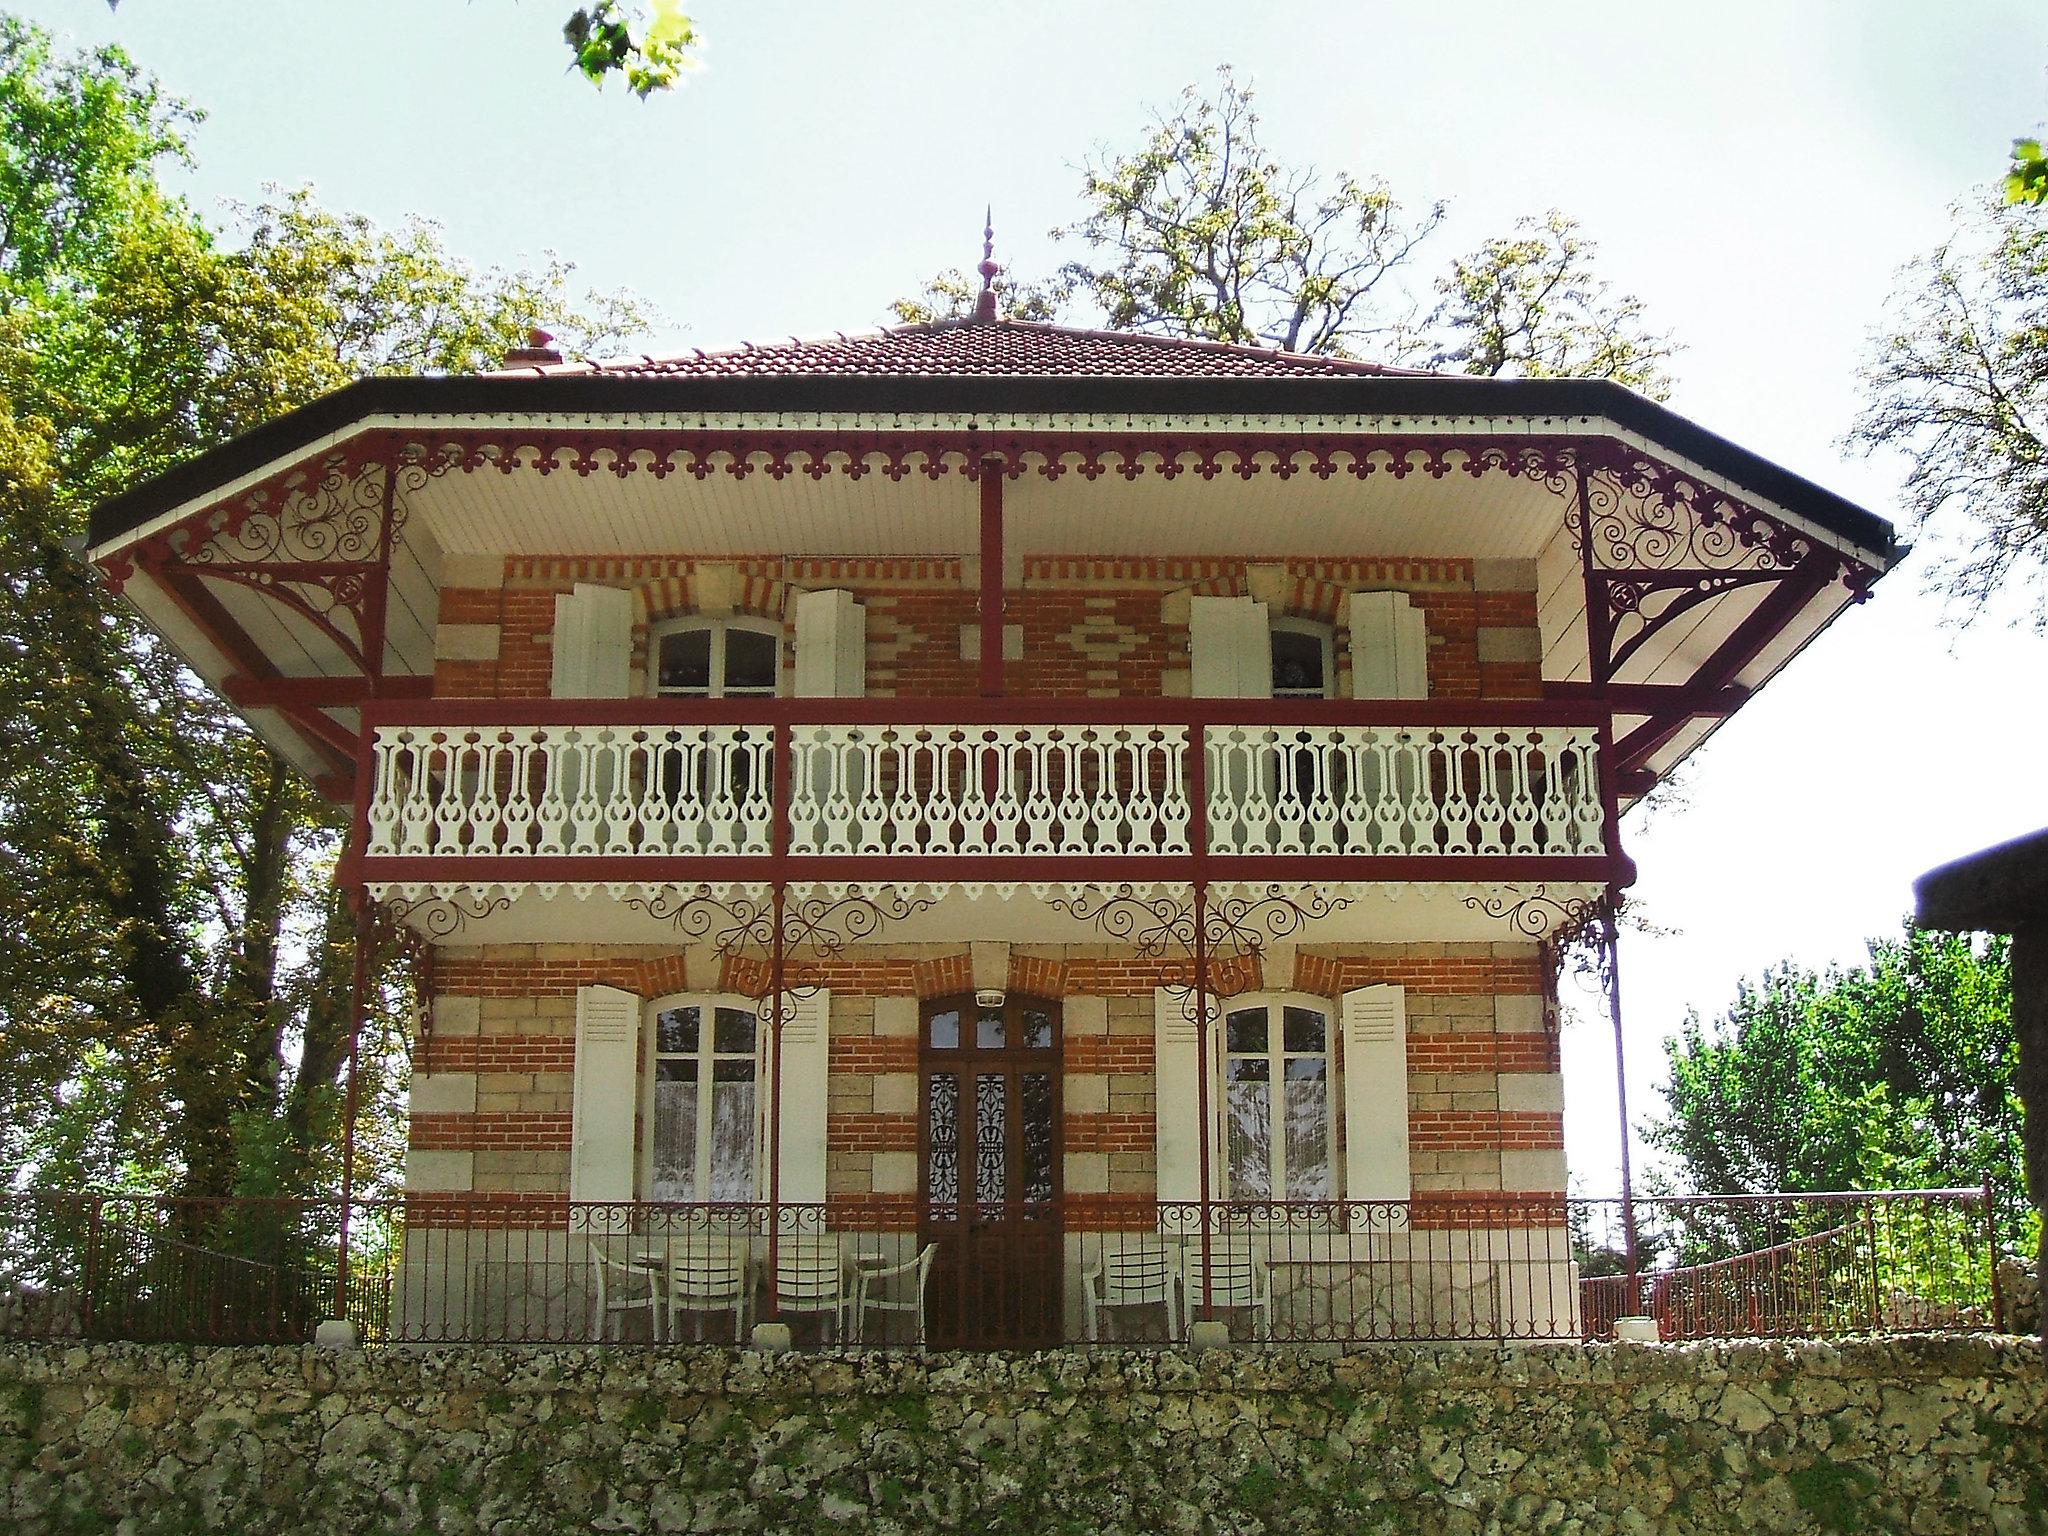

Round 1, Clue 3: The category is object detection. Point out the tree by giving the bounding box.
[1054,69,1444,357]
[562,1,700,97]
[1648,924,2031,1256]
[1426,212,1677,399]
[1851,196,2048,623]
[891,71,1677,395]
[0,18,655,1203]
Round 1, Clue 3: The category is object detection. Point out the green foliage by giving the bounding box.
[563,1,700,98]
[0,18,654,1201]
[1649,922,2031,1255]
[893,71,1675,393]
[887,267,1064,327]
[1427,211,1678,398]
[1851,195,2048,622]
[2005,139,2048,205]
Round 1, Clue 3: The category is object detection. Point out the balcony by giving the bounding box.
[356,700,1615,890]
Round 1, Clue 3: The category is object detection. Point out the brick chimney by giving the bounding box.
[503,327,564,367]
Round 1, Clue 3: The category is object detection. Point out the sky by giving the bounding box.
[19,0,2048,1190]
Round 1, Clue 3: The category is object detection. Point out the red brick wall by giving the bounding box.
[431,553,1544,703]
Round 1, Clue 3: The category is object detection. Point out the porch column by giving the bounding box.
[330,888,375,1328]
[978,455,1004,698]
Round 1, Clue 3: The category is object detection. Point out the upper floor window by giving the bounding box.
[1222,996,1333,1200]
[646,995,759,1202]
[1270,619,1333,699]
[651,617,780,699]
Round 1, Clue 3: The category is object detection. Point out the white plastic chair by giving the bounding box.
[1081,1237,1183,1342]
[666,1235,752,1342]
[588,1245,666,1342]
[1183,1236,1273,1341]
[852,1243,936,1346]
[773,1235,854,1343]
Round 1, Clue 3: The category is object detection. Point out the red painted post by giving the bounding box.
[978,456,1004,698]
[1187,723,1214,1321]
[333,893,374,1323]
[763,722,793,1324]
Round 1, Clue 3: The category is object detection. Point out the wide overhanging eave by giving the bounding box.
[86,372,1900,565]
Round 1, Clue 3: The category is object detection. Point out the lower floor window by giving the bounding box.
[648,998,758,1201]
[1223,999,1333,1200]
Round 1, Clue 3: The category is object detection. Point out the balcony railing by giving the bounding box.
[0,1190,2005,1349]
[357,700,1613,878]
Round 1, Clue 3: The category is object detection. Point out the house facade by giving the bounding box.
[84,312,1899,1348]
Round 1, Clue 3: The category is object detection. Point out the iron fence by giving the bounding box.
[0,1188,2006,1348]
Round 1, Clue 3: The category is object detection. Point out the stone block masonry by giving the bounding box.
[3,1338,2043,1535]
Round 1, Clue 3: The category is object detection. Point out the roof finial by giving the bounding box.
[974,207,1001,323]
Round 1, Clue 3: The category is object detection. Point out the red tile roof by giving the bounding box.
[500,319,1429,380]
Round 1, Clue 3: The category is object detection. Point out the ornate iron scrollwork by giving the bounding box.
[372,886,515,940]
[1047,881,1352,1019]
[624,881,938,1015]
[1460,884,1602,943]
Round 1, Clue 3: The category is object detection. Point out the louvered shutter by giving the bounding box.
[766,989,830,1205]
[1153,988,1220,1221]
[792,589,866,698]
[1340,984,1412,1203]
[570,984,642,1231]
[1189,596,1273,697]
[1346,590,1429,699]
[551,583,633,698]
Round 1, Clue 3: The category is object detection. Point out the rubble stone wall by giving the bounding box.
[3,1336,2043,1535]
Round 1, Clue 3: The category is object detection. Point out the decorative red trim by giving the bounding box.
[361,695,1610,729]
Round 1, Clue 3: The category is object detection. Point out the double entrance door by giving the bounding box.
[918,995,1063,1348]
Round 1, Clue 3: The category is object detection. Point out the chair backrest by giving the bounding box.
[669,1237,748,1304]
[1100,1240,1176,1305]
[1185,1237,1266,1307]
[774,1236,843,1306]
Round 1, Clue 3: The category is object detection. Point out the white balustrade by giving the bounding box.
[1203,724,1605,858]
[365,723,774,858]
[365,719,1605,864]
[787,723,1190,856]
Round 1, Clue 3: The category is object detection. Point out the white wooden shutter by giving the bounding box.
[1153,988,1220,1214]
[1346,590,1429,700]
[1341,984,1412,1202]
[1189,596,1273,698]
[551,583,633,698]
[792,589,866,698]
[570,984,642,1228]
[766,989,830,1204]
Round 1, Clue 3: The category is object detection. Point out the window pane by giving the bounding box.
[974,1073,1006,1205]
[1021,1072,1055,1203]
[657,1006,699,1056]
[1226,1075,1271,1200]
[707,1078,755,1200]
[977,1008,1006,1049]
[928,1010,960,1050]
[927,1073,959,1203]
[1021,1009,1054,1049]
[711,1059,755,1083]
[651,1073,698,1202]
[1283,1007,1327,1053]
[658,628,713,693]
[1284,1068,1331,1200]
[724,628,778,692]
[1226,1008,1267,1053]
[1272,628,1325,696]
[713,1007,756,1054]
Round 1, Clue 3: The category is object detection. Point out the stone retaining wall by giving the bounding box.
[3,1337,2043,1534]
